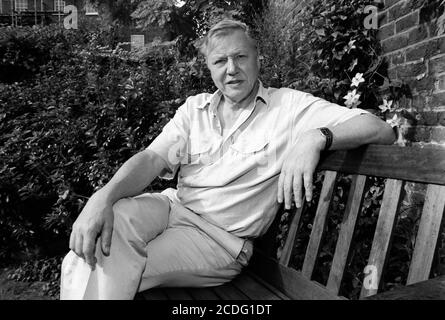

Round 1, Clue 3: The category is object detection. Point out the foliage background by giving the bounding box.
[1,0,440,299]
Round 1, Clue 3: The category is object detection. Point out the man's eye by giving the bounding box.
[214,59,225,65]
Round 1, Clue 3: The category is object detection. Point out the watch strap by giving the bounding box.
[318,127,333,151]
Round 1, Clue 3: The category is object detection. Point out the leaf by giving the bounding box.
[316,28,326,36]
[60,190,69,200]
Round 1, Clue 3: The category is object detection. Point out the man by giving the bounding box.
[60,19,396,299]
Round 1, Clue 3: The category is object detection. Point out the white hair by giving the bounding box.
[198,19,258,57]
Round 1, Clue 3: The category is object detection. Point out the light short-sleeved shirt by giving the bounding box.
[147,81,368,239]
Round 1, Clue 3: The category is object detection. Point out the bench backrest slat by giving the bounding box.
[359,179,403,298]
[326,174,367,294]
[318,145,445,186]
[407,184,445,285]
[279,205,304,266]
[301,170,338,279]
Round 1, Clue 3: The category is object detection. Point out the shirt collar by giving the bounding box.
[196,80,269,110]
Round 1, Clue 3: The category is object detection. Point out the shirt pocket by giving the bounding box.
[229,134,269,155]
[187,134,214,165]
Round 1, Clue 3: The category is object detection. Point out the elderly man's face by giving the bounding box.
[206,29,260,104]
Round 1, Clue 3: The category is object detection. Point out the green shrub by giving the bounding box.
[0,26,82,83]
[0,24,214,265]
[7,255,63,298]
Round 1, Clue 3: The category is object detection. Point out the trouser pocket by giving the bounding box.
[236,240,254,267]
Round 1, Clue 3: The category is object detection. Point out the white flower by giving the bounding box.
[378,99,393,113]
[351,73,365,87]
[347,40,356,53]
[386,114,401,128]
[343,89,361,108]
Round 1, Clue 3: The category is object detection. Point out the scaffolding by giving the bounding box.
[0,0,67,27]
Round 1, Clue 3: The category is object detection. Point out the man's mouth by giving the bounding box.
[226,80,243,85]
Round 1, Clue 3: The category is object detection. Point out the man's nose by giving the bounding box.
[227,58,238,75]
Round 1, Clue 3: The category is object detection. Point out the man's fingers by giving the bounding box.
[101,222,113,256]
[82,232,97,269]
[283,171,294,210]
[293,173,303,208]
[304,171,314,202]
[69,230,76,252]
[74,233,84,259]
[277,171,285,204]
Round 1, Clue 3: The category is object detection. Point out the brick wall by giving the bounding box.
[377,0,445,146]
[377,0,445,280]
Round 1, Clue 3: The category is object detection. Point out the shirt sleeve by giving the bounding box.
[146,102,190,180]
[290,91,370,144]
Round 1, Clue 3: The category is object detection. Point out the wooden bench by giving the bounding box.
[136,144,445,300]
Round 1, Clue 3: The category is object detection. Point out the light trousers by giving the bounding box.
[60,188,253,300]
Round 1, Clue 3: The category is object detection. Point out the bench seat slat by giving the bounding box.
[364,275,445,300]
[212,282,250,300]
[248,250,343,300]
[163,287,194,300]
[360,178,403,298]
[302,170,337,279]
[407,184,445,285]
[327,174,367,294]
[186,287,220,300]
[140,288,169,300]
[231,273,282,300]
[245,271,291,300]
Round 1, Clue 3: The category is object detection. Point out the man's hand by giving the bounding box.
[277,129,325,210]
[69,191,114,269]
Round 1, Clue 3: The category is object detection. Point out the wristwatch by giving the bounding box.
[318,127,333,151]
